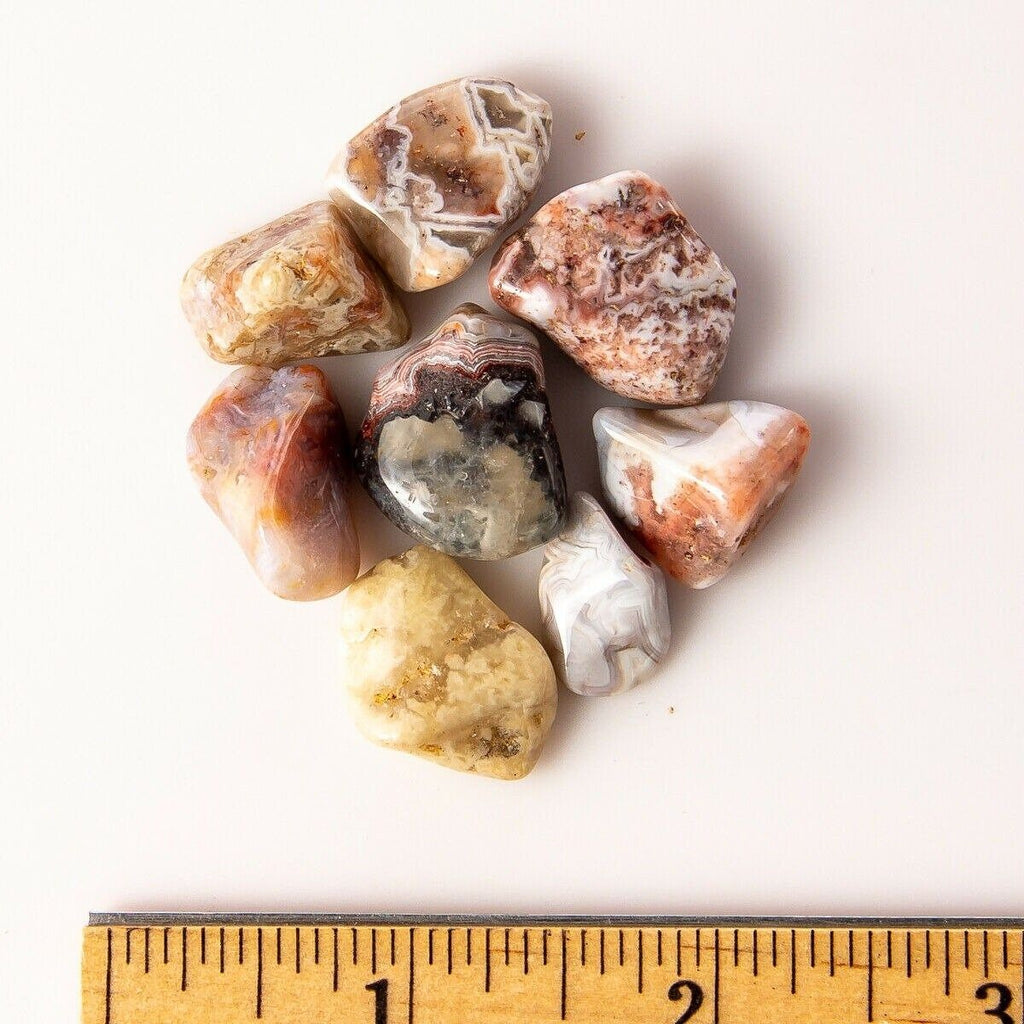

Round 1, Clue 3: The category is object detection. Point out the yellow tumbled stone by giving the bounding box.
[339,545,557,780]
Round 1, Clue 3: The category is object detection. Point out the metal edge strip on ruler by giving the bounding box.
[90,913,1024,927]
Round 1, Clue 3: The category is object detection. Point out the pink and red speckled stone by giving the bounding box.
[490,170,736,405]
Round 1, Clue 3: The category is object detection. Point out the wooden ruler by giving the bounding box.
[83,916,1024,1024]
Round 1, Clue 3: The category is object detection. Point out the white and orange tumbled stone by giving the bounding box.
[180,201,408,365]
[593,402,810,588]
[490,170,736,405]
[187,364,360,600]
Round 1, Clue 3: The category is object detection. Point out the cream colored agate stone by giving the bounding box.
[339,546,557,779]
[490,170,736,405]
[187,364,360,600]
[180,201,409,365]
[326,77,552,291]
[594,402,811,588]
[540,493,670,696]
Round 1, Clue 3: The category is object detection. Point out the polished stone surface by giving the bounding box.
[326,77,551,291]
[355,304,567,559]
[490,170,736,404]
[180,201,409,365]
[539,492,670,696]
[187,365,359,600]
[339,545,557,779]
[594,402,810,587]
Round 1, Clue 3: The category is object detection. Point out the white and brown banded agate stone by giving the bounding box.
[326,77,552,291]
[594,402,810,588]
[187,365,359,600]
[355,304,567,560]
[490,170,736,405]
[180,201,409,366]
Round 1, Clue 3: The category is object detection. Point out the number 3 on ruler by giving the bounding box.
[668,980,704,1024]
[977,983,1014,1024]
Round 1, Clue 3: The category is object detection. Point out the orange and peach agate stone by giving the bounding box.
[187,365,359,600]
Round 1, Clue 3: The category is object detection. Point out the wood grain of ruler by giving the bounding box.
[83,916,1024,1024]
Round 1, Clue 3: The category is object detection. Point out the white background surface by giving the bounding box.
[2,1,1023,1018]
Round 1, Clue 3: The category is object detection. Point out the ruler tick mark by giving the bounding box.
[201,927,206,966]
[733,929,739,968]
[428,929,434,966]
[619,929,624,967]
[713,929,720,1024]
[848,930,854,968]
[753,929,759,976]
[524,930,530,975]
[276,927,281,966]
[485,929,491,991]
[372,928,378,975]
[315,927,320,966]
[333,928,339,992]
[771,929,776,968]
[676,930,681,977]
[560,930,568,1021]
[448,928,454,975]
[467,928,472,967]
[658,929,663,967]
[638,931,644,993]
[829,930,835,977]
[906,931,912,978]
[867,931,874,1023]
[239,927,245,966]
[543,928,549,967]
[810,929,816,969]
[1002,930,1008,971]
[408,928,415,1024]
[392,928,397,967]
[294,927,299,974]
[790,929,796,995]
[504,928,510,967]
[600,930,605,975]
[145,927,150,974]
[925,930,931,969]
[944,930,950,996]
[581,929,587,967]
[181,927,188,991]
[104,928,112,1024]
[352,927,358,966]
[256,928,263,1019]
[984,930,989,978]
[698,929,702,969]
[164,927,169,965]
[886,929,892,969]
[219,927,225,974]
[965,929,970,969]
[126,928,132,965]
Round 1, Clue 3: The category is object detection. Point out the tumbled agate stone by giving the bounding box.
[187,365,359,600]
[340,545,557,779]
[540,493,670,696]
[180,201,409,365]
[355,303,567,560]
[326,77,552,291]
[490,170,736,405]
[594,403,810,588]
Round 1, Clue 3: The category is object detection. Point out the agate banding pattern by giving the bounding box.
[327,77,552,291]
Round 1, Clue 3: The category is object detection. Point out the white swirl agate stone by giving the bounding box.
[594,402,811,588]
[180,202,409,365]
[187,365,359,600]
[326,77,552,291]
[340,545,557,780]
[490,170,736,405]
[540,493,670,696]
